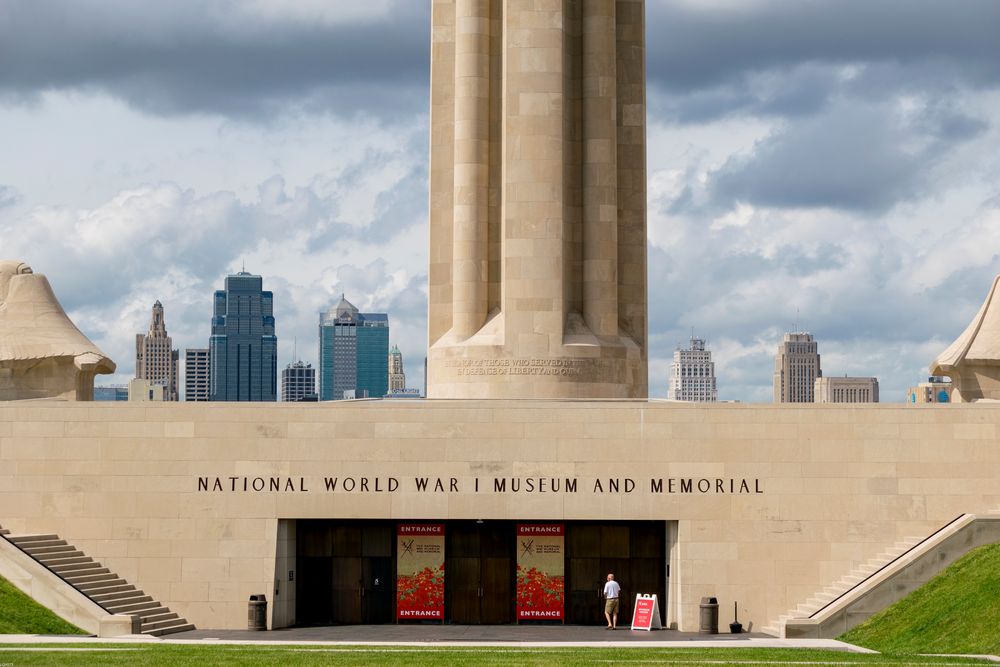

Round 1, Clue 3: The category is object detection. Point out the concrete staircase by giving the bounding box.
[762,535,924,637]
[1,528,194,636]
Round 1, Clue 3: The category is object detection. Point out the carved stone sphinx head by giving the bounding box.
[0,260,33,306]
[0,260,115,400]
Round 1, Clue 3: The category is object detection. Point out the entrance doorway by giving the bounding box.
[445,521,514,624]
[296,521,394,625]
[293,519,665,627]
[565,522,665,625]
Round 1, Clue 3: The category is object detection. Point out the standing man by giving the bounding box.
[603,572,621,630]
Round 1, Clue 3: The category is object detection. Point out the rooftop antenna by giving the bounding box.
[293,337,297,363]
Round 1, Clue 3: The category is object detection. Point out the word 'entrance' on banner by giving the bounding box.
[516,523,564,621]
[396,523,444,621]
[631,593,662,631]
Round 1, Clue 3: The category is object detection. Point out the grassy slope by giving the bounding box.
[0,647,992,667]
[0,575,86,635]
[841,543,1000,655]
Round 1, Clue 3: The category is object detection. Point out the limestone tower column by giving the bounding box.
[428,0,647,399]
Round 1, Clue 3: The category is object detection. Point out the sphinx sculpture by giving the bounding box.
[0,260,115,401]
[931,275,1000,402]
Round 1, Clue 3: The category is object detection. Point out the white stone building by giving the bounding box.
[668,338,717,402]
[814,376,879,403]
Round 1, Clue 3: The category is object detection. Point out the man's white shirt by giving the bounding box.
[604,580,621,599]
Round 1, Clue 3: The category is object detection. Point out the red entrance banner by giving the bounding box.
[516,523,564,621]
[396,523,444,620]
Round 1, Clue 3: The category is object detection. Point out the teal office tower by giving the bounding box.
[209,271,277,401]
[318,295,389,401]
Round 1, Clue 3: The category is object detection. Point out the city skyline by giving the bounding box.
[4,1,1000,401]
[4,1,1000,642]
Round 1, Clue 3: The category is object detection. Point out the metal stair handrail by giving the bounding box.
[807,513,968,620]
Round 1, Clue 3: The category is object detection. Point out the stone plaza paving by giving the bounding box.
[0,626,868,651]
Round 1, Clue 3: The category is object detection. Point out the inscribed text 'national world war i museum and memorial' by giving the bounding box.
[3,0,1000,641]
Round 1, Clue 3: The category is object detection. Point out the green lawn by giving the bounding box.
[0,575,86,635]
[5,546,1000,664]
[0,647,993,667]
[841,543,1000,655]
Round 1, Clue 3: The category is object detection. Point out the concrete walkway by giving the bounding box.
[0,625,873,651]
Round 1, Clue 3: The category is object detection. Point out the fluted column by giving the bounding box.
[582,0,619,336]
[502,0,567,344]
[452,0,491,339]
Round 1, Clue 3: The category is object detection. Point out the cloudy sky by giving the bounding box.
[2,0,999,402]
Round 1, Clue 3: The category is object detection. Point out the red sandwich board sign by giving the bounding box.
[631,594,662,631]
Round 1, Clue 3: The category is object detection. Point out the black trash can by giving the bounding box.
[248,594,267,631]
[699,597,719,634]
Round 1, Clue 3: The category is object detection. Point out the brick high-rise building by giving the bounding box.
[135,301,179,401]
[773,332,822,403]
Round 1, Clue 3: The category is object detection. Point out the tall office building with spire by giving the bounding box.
[773,332,822,403]
[388,345,406,394]
[318,295,389,400]
[209,270,277,402]
[667,337,717,402]
[135,301,179,401]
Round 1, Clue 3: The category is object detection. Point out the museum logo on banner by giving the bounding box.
[396,523,444,621]
[516,523,564,621]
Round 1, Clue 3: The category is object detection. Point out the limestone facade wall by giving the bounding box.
[1,400,998,631]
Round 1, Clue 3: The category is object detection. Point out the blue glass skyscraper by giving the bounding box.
[209,271,277,402]
[318,295,388,400]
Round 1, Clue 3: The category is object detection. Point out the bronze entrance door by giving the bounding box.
[362,551,393,623]
[565,522,665,625]
[297,521,394,625]
[446,521,513,624]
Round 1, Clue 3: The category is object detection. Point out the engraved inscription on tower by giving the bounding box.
[427,0,647,399]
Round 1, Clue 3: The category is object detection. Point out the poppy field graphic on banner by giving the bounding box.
[396,523,445,620]
[516,523,564,621]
